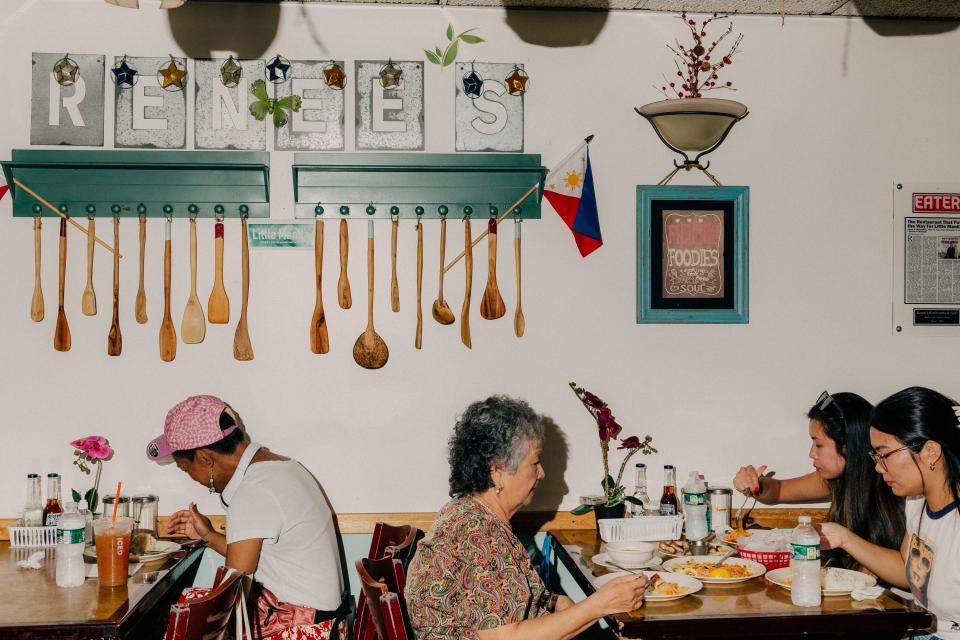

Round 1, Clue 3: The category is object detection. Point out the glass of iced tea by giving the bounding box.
[93,517,134,587]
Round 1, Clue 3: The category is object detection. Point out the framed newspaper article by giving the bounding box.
[893,183,960,336]
[636,185,749,324]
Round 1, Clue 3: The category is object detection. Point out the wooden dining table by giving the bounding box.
[550,529,935,639]
[0,540,203,640]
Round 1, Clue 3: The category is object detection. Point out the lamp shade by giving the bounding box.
[636,98,748,156]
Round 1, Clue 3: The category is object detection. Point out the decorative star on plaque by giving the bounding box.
[111,59,138,89]
[158,59,187,91]
[323,62,347,90]
[379,60,403,90]
[266,55,291,83]
[53,56,80,87]
[504,66,529,95]
[462,69,483,99]
[220,57,242,88]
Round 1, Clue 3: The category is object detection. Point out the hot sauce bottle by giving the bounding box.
[43,473,63,526]
[659,465,679,516]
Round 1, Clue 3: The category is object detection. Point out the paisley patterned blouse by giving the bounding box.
[405,497,553,639]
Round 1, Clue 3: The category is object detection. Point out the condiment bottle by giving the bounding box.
[43,473,63,526]
[21,473,43,527]
[628,463,651,517]
[659,465,679,516]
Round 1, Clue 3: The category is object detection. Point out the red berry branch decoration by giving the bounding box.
[658,12,743,99]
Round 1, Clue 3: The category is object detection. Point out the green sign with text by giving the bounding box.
[247,222,314,249]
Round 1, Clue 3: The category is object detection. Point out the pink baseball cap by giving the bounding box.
[146,395,238,460]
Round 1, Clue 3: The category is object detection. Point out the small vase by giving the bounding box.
[594,502,626,533]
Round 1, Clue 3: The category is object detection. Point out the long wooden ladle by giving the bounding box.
[431,216,455,325]
[181,217,206,344]
[159,218,177,362]
[233,217,254,361]
[353,220,388,369]
[310,219,329,354]
[514,220,524,337]
[480,218,506,320]
[208,220,229,324]
[53,218,71,352]
[135,215,148,324]
[81,217,97,316]
[337,219,352,309]
[107,216,122,356]
[460,217,473,349]
[415,219,423,349]
[30,217,44,322]
[391,217,400,312]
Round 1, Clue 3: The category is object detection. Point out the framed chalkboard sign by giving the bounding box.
[637,185,749,324]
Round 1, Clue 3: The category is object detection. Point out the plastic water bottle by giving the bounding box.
[78,499,94,546]
[56,502,86,587]
[790,515,822,607]
[682,471,709,542]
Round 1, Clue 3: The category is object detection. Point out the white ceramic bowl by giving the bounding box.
[604,540,657,566]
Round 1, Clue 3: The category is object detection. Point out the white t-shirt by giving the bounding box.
[905,497,960,639]
[226,455,343,611]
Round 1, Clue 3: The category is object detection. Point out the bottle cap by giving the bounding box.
[798,515,811,524]
[664,464,674,469]
[27,473,38,478]
[635,463,646,468]
[79,499,89,511]
[47,473,60,477]
[63,502,78,512]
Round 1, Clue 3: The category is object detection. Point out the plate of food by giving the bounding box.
[658,539,734,560]
[594,570,703,602]
[84,532,181,563]
[765,567,878,597]
[662,555,766,583]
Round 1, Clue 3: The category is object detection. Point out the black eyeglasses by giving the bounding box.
[868,445,911,472]
[816,390,845,421]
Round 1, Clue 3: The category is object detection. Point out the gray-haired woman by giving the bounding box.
[405,396,646,640]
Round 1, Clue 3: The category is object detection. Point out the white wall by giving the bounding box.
[2,0,959,520]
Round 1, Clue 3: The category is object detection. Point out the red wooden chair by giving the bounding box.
[354,524,423,640]
[163,567,252,640]
[354,557,412,640]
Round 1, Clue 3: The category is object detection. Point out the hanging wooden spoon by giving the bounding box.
[30,217,44,322]
[460,217,473,349]
[107,216,122,356]
[337,219,352,309]
[310,219,329,354]
[53,218,71,352]
[207,220,229,323]
[233,216,254,361]
[352,220,388,369]
[159,218,177,362]
[181,217,206,344]
[514,220,525,338]
[135,215,148,324]
[81,217,97,316]
[390,217,400,312]
[431,216,455,325]
[480,218,506,320]
[415,218,423,350]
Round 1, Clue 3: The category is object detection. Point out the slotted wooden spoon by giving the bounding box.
[353,220,388,369]
[310,219,329,355]
[415,219,423,349]
[107,216,122,356]
[460,217,473,349]
[233,217,254,361]
[159,218,177,362]
[53,218,71,352]
[181,217,206,344]
[81,217,97,316]
[391,217,400,312]
[207,221,230,324]
[337,219,352,309]
[135,215,148,324]
[431,216,455,325]
[30,217,44,322]
[480,218,506,320]
[514,221,524,338]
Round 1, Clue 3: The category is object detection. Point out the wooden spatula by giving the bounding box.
[31,217,44,322]
[431,216,455,325]
[391,217,400,312]
[337,219,352,309]
[415,219,423,349]
[233,217,254,361]
[480,218,506,320]
[310,219,329,354]
[514,221,524,338]
[53,218,71,352]
[352,220,389,369]
[135,215,148,324]
[181,217,206,344]
[159,218,177,362]
[107,216,122,356]
[460,217,473,349]
[81,217,97,316]
[207,221,229,324]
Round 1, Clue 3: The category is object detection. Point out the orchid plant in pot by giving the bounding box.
[569,382,656,521]
[69,436,113,514]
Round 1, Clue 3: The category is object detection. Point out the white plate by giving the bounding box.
[765,567,878,597]
[84,539,181,563]
[657,542,734,560]
[592,552,661,570]
[594,570,703,601]
[662,555,766,583]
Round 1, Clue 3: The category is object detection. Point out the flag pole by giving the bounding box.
[442,134,594,274]
[13,179,121,257]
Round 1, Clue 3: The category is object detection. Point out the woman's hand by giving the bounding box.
[733,464,768,496]
[588,573,648,616]
[815,522,849,551]
[166,502,214,541]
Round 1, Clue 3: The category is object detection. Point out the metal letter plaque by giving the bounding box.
[114,56,187,149]
[275,60,345,151]
[31,53,105,146]
[194,59,266,151]
[355,60,424,151]
[455,62,523,152]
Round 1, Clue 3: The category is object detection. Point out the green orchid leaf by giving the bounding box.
[460,34,484,44]
[249,78,269,103]
[570,504,594,516]
[446,23,454,41]
[425,49,441,65]
[85,488,99,514]
[71,489,82,503]
[442,40,459,67]
[601,475,616,491]
[624,496,643,505]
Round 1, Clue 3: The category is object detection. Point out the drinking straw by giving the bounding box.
[111,482,122,524]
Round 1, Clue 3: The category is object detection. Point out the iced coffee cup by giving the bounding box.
[93,517,134,587]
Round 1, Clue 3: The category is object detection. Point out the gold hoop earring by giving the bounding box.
[208,464,216,493]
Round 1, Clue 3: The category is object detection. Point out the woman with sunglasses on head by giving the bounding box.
[816,387,960,640]
[733,391,905,570]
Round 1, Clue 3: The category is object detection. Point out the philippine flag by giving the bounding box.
[0,185,8,201]
[542,146,602,257]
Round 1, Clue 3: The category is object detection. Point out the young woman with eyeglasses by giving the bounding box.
[733,391,905,570]
[817,387,960,640]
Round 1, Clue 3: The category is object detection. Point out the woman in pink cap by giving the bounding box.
[147,395,348,640]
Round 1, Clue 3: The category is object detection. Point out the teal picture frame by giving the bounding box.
[637,185,749,324]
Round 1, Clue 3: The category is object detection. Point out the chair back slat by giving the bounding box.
[355,523,422,640]
[355,557,413,640]
[163,568,250,640]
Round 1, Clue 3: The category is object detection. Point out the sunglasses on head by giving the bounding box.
[816,391,845,421]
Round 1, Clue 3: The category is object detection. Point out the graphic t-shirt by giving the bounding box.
[905,497,960,639]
